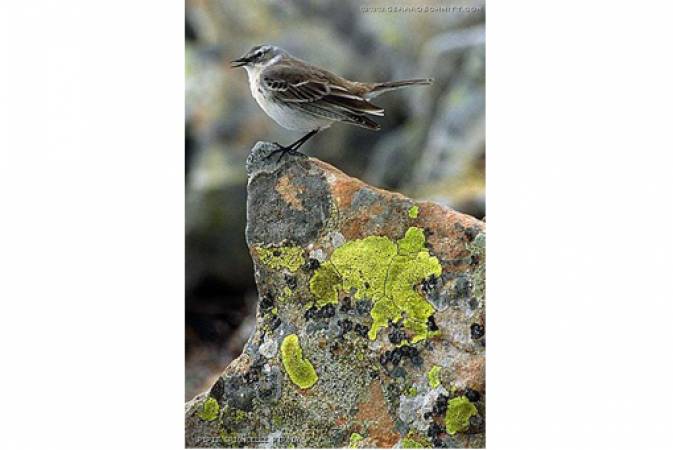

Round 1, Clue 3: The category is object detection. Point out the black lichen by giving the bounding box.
[355,299,372,315]
[453,277,471,298]
[354,323,369,338]
[433,394,449,415]
[390,348,402,366]
[427,315,439,331]
[260,294,274,311]
[284,274,298,290]
[388,326,406,345]
[391,366,406,378]
[303,258,321,272]
[470,323,485,339]
[431,436,445,448]
[339,296,353,313]
[428,422,445,438]
[304,306,317,320]
[464,226,479,242]
[469,414,484,433]
[421,273,439,294]
[337,318,353,334]
[321,304,336,318]
[465,388,481,402]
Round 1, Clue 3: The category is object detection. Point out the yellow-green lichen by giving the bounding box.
[428,365,442,388]
[280,334,318,389]
[309,262,341,307]
[401,432,431,448]
[256,246,304,272]
[402,437,425,448]
[220,430,239,447]
[382,249,439,342]
[406,386,418,396]
[395,338,410,348]
[408,205,420,219]
[197,396,219,421]
[397,226,426,256]
[444,396,478,435]
[232,408,246,423]
[330,236,398,302]
[308,227,441,343]
[278,286,294,304]
[428,329,442,338]
[349,432,364,448]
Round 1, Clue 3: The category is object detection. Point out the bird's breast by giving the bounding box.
[248,71,330,132]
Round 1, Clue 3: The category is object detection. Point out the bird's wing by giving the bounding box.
[260,64,384,117]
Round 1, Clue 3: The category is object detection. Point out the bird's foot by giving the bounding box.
[264,144,307,163]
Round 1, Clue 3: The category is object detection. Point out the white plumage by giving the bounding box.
[244,62,333,132]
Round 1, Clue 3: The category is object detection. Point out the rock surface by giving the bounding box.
[185,142,486,448]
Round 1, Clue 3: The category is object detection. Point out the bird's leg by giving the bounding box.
[287,128,319,152]
[265,129,320,162]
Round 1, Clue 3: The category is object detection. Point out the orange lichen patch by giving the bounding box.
[312,158,416,215]
[340,204,388,240]
[340,199,416,241]
[355,381,399,448]
[333,179,363,212]
[451,354,485,392]
[419,203,484,263]
[335,416,348,427]
[368,203,385,216]
[275,174,304,210]
[340,215,370,241]
[311,159,362,207]
[311,158,353,180]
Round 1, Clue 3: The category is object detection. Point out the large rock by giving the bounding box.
[185,143,486,448]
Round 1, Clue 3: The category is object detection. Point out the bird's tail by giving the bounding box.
[364,78,433,99]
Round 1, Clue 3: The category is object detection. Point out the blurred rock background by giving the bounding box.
[185,0,485,400]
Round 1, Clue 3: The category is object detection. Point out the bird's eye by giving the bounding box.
[254,52,262,59]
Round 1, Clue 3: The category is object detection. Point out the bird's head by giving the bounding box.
[231,45,285,69]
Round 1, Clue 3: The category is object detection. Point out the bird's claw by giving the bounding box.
[264,144,306,162]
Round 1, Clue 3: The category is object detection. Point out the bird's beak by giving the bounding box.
[231,57,249,68]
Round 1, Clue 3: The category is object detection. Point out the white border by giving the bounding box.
[0,1,671,448]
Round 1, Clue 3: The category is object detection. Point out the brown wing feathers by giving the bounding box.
[261,63,384,130]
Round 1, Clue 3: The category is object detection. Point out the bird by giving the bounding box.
[231,44,433,160]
